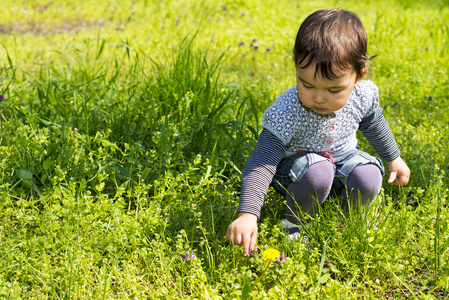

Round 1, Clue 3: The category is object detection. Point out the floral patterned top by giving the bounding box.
[263,80,379,157]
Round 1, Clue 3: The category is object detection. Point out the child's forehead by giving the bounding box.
[296,63,354,80]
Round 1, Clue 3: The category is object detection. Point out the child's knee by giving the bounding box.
[287,160,334,200]
[285,160,334,221]
[304,160,334,191]
[345,164,382,204]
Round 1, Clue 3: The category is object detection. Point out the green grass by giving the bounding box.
[1,0,449,298]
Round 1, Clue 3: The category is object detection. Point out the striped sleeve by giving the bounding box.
[238,129,286,218]
[359,106,401,162]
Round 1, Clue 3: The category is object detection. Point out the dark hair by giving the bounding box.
[293,9,375,80]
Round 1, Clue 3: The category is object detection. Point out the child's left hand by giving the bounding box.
[387,156,410,185]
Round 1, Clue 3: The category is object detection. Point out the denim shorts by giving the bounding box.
[271,148,385,196]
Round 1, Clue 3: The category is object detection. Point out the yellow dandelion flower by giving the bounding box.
[262,248,280,260]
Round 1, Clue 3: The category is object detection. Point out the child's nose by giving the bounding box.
[313,93,326,104]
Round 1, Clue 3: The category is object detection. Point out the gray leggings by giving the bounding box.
[285,160,383,223]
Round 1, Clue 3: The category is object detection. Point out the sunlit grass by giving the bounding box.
[1,0,449,298]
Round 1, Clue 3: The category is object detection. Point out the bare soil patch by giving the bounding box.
[0,19,104,36]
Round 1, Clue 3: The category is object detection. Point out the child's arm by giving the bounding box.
[387,156,410,185]
[359,106,410,186]
[227,129,286,255]
[226,213,258,255]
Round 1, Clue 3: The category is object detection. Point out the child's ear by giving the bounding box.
[354,66,368,87]
[354,76,363,87]
[361,66,369,77]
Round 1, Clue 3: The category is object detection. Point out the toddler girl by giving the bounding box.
[226,9,410,255]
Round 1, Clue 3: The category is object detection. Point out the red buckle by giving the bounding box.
[321,152,334,164]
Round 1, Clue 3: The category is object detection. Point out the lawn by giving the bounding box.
[1,0,449,298]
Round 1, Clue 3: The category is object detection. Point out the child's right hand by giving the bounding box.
[226,212,258,256]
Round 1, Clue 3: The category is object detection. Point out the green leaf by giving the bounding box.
[318,273,331,284]
[96,38,106,60]
[114,164,130,177]
[330,264,341,274]
[18,169,33,187]
[95,182,105,192]
[43,159,52,170]
[141,168,152,180]
[241,270,253,300]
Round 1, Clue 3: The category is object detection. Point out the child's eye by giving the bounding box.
[302,83,313,89]
[329,89,342,94]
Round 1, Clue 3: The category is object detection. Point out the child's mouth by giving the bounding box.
[313,106,327,112]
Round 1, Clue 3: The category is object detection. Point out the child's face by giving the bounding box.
[296,64,362,115]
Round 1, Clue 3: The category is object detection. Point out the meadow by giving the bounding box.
[1,0,449,298]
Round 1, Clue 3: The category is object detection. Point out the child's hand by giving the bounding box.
[226,212,258,256]
[387,156,410,186]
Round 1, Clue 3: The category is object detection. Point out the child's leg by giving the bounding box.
[340,164,382,210]
[285,160,334,224]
